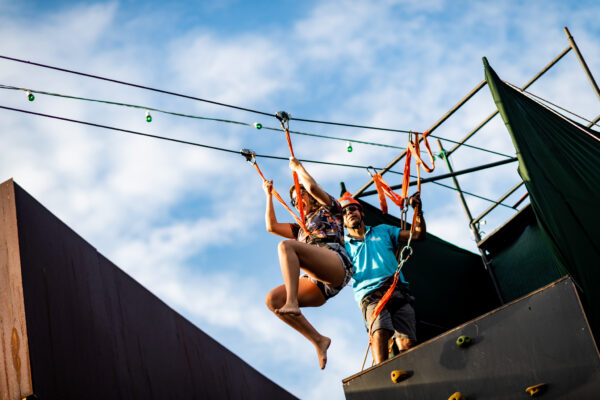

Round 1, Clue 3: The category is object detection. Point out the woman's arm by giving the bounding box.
[263,180,295,238]
[289,156,330,206]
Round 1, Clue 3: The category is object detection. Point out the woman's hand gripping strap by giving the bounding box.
[241,148,308,234]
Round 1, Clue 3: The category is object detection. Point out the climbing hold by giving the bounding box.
[145,110,152,123]
[448,392,465,400]
[525,383,547,397]
[253,122,262,129]
[390,370,410,383]
[26,91,35,101]
[456,335,472,347]
[346,141,353,152]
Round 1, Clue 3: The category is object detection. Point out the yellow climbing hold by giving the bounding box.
[525,383,548,397]
[448,392,465,400]
[390,370,410,383]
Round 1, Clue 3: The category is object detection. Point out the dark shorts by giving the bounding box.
[302,242,354,300]
[360,279,416,342]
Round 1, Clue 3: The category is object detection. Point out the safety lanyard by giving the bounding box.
[275,111,307,233]
[241,148,309,235]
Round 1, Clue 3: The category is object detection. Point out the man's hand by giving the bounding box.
[408,192,422,210]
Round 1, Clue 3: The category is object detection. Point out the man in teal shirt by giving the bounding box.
[339,192,426,364]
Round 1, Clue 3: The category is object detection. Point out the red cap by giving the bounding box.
[338,191,362,209]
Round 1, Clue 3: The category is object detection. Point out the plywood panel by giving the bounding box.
[0,179,32,400]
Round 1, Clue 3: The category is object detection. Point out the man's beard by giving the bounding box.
[347,217,362,230]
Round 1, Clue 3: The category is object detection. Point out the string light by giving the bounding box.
[346,141,353,152]
[145,110,152,123]
[26,90,35,101]
[0,84,513,158]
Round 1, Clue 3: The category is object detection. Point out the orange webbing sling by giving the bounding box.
[241,149,309,235]
[361,131,434,369]
[371,131,435,214]
[276,111,309,235]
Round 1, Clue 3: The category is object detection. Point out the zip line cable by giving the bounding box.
[0,55,274,117]
[0,104,402,170]
[0,54,512,158]
[0,104,515,208]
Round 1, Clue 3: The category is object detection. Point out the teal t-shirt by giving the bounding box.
[345,224,408,303]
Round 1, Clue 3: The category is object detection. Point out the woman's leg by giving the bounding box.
[276,240,345,315]
[265,278,331,369]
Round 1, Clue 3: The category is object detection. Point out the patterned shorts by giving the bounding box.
[302,242,354,300]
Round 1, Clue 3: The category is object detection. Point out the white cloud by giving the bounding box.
[2,1,600,399]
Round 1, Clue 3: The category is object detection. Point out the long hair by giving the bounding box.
[289,183,318,208]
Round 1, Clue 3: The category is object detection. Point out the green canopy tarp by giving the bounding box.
[484,58,600,338]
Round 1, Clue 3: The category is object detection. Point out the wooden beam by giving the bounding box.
[0,179,33,399]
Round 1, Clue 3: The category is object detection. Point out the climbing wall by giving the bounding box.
[342,277,600,399]
[0,179,296,400]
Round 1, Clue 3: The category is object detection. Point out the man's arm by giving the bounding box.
[399,193,426,242]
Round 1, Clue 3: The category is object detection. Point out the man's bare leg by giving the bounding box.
[275,240,345,315]
[371,329,392,364]
[266,280,331,369]
[395,337,414,352]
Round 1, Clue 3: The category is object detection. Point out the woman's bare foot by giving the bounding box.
[315,336,331,369]
[276,301,301,315]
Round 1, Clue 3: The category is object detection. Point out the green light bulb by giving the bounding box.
[146,111,152,123]
[27,91,35,101]
[254,122,262,129]
[347,141,353,152]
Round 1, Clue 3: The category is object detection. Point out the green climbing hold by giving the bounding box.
[456,335,472,347]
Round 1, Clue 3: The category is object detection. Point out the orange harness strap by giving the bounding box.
[365,132,433,345]
[250,159,309,233]
[367,205,420,340]
[276,112,309,234]
[371,131,435,214]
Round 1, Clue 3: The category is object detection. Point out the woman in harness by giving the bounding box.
[263,156,353,369]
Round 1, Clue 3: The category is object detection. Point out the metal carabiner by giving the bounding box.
[366,166,378,177]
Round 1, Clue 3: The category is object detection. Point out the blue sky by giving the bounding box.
[1,1,599,398]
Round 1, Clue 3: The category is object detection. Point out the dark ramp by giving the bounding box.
[342,277,600,399]
[0,179,295,400]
